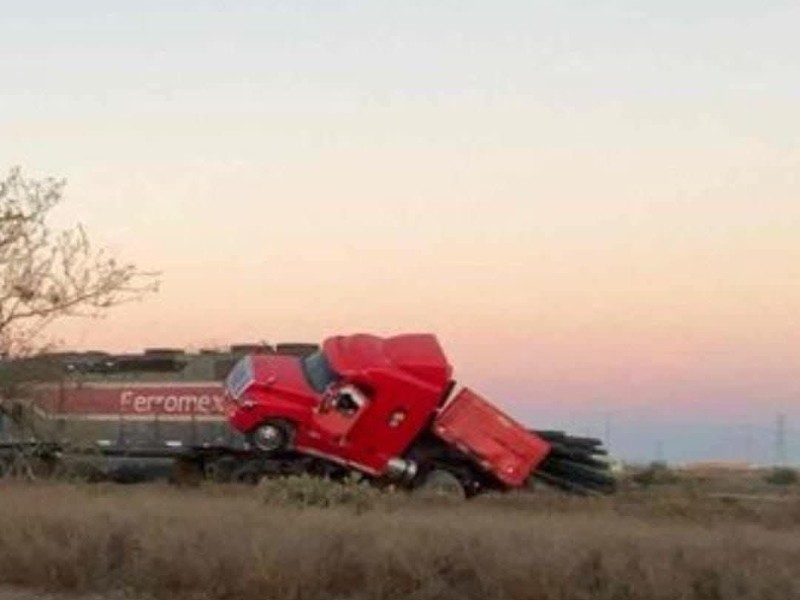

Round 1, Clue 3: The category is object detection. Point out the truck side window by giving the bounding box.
[335,393,359,416]
[301,351,340,393]
[333,385,368,417]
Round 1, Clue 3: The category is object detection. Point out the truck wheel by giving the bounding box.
[249,420,293,454]
[417,469,466,499]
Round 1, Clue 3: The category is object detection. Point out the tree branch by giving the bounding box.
[0,167,160,356]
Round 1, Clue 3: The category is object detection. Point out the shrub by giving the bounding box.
[764,467,799,486]
[259,474,386,511]
[631,462,679,486]
[0,482,798,600]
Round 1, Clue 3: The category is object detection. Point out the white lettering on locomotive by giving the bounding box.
[119,389,227,415]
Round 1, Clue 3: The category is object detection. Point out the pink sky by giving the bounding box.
[3,2,799,460]
[47,156,799,425]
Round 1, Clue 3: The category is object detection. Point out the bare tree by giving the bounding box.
[0,166,159,356]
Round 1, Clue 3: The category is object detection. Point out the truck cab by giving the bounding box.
[226,334,453,476]
[226,333,553,492]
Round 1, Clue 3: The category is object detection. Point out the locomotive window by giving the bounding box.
[301,351,340,393]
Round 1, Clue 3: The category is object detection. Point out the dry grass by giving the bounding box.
[0,479,798,600]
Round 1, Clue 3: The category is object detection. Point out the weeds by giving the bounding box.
[764,467,799,486]
[259,474,384,511]
[0,480,798,599]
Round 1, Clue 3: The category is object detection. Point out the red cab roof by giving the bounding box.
[323,333,452,391]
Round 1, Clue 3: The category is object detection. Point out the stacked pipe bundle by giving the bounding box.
[531,430,616,494]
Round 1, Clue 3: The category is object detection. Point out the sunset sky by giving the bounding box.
[2,1,799,462]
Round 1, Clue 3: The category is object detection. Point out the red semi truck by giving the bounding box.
[226,333,614,496]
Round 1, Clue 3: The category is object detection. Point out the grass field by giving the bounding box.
[0,475,798,600]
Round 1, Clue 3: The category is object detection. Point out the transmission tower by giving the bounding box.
[603,412,612,453]
[655,439,665,464]
[776,413,787,466]
[744,424,754,464]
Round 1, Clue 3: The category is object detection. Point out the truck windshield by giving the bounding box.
[301,351,340,393]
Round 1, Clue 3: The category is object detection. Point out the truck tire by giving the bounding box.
[416,469,466,499]
[249,420,294,454]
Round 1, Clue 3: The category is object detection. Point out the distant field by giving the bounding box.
[0,477,798,600]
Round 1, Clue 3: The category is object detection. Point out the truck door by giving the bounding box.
[314,384,369,445]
